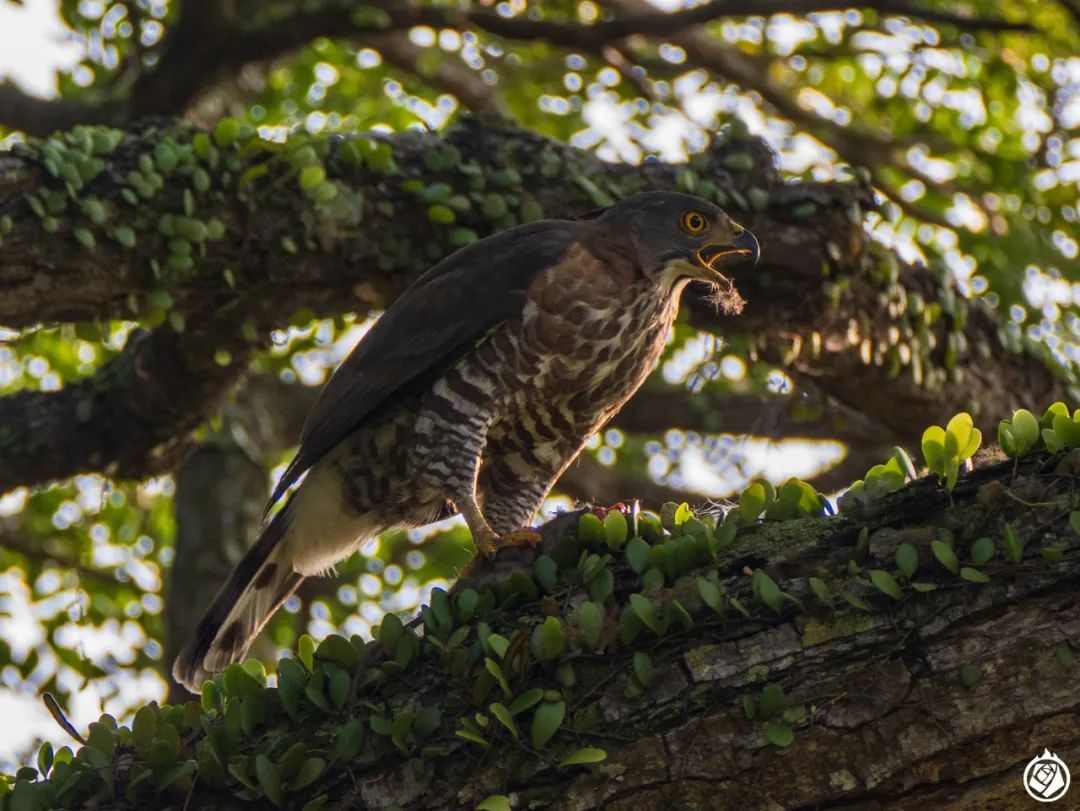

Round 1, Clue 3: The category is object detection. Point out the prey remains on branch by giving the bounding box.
[173,191,760,692]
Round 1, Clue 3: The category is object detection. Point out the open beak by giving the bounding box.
[696,229,760,273]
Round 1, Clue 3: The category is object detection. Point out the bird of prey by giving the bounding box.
[173,190,759,691]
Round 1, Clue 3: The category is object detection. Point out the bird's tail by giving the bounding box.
[172,506,304,693]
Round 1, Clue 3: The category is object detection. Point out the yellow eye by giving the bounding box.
[682,210,707,234]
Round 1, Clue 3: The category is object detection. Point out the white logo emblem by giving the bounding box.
[1024,749,1071,803]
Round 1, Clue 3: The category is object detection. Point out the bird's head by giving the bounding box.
[591,191,760,314]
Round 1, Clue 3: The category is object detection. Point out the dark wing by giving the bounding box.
[266,219,581,511]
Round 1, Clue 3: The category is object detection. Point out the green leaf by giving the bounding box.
[753,570,783,613]
[895,543,919,578]
[759,684,785,719]
[970,537,995,566]
[665,599,694,631]
[36,740,54,777]
[484,658,511,698]
[674,502,694,527]
[870,569,903,600]
[729,596,751,618]
[588,567,615,603]
[1010,409,1039,451]
[456,588,479,622]
[558,747,608,767]
[738,482,767,524]
[577,601,604,650]
[921,425,946,474]
[378,612,404,655]
[945,412,979,461]
[997,421,1017,456]
[255,754,283,807]
[931,540,959,574]
[765,722,794,748]
[534,554,558,593]
[530,700,566,748]
[577,512,606,544]
[334,719,365,762]
[1070,511,1080,537]
[960,567,990,583]
[632,652,654,688]
[808,576,833,607]
[508,689,544,716]
[489,703,519,739]
[394,632,417,668]
[414,706,442,740]
[299,165,326,190]
[476,796,512,811]
[1003,524,1024,564]
[1041,547,1064,564]
[628,593,661,634]
[427,204,455,224]
[455,726,490,749]
[843,592,872,612]
[641,567,664,591]
[292,758,326,791]
[315,634,359,670]
[486,633,510,659]
[943,413,966,457]
[533,616,566,661]
[390,711,414,754]
[603,510,628,549]
[697,577,723,614]
[157,759,197,791]
[298,635,315,671]
[911,582,939,592]
[625,536,651,574]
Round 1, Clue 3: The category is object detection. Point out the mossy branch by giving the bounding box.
[6,450,1080,809]
[0,116,1066,491]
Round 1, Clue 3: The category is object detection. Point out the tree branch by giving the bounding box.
[14,451,1080,808]
[0,82,121,138]
[374,0,1035,48]
[0,312,253,492]
[0,0,1034,136]
[0,118,1065,493]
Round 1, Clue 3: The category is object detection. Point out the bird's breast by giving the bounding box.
[506,246,678,414]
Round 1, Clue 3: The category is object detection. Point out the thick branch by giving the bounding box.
[0,118,1065,491]
[0,312,252,491]
[0,82,121,137]
[15,451,1080,808]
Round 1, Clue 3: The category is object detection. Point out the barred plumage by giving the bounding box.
[173,191,758,691]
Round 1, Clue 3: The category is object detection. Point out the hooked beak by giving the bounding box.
[696,229,761,274]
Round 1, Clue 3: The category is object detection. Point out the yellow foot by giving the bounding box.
[458,529,544,589]
[474,528,542,559]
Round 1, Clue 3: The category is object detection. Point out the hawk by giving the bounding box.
[174,190,759,691]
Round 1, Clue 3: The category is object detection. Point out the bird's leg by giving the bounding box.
[457,494,500,558]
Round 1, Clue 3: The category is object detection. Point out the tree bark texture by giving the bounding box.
[14,450,1080,810]
[0,117,1067,494]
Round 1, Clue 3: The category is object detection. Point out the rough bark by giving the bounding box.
[0,117,1066,493]
[13,450,1080,809]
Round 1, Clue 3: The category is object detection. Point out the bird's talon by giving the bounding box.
[456,528,545,591]
[499,528,543,550]
[473,528,541,559]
